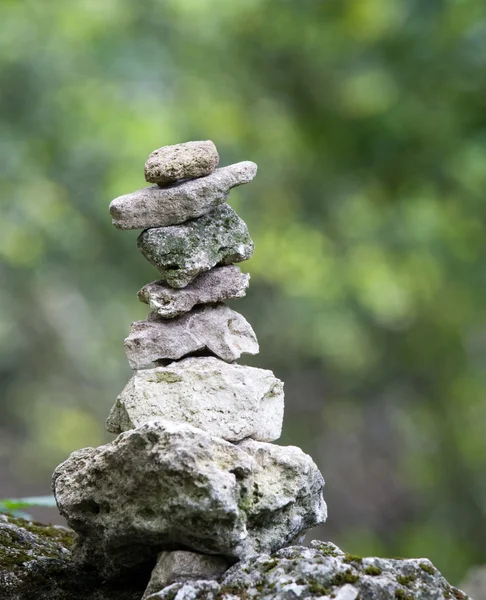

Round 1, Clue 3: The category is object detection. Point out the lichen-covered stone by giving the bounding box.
[138,265,250,319]
[144,140,219,186]
[146,541,469,600]
[106,357,283,442]
[142,551,229,599]
[124,304,259,369]
[52,420,326,577]
[0,514,147,600]
[110,161,257,230]
[137,204,254,288]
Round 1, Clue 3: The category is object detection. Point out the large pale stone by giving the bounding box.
[137,204,253,288]
[106,356,283,442]
[52,420,326,577]
[142,551,229,599]
[138,265,250,319]
[144,140,219,185]
[110,161,257,230]
[124,304,259,369]
[146,542,466,600]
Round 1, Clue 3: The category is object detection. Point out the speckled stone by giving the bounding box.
[144,140,219,186]
[110,161,257,230]
[138,266,250,319]
[137,204,253,288]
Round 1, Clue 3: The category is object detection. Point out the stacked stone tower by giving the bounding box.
[52,141,327,597]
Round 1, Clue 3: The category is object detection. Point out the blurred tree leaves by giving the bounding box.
[1,0,486,583]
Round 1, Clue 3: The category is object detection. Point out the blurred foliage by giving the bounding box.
[1,0,486,584]
[0,496,56,519]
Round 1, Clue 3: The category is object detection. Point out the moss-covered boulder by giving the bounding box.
[0,514,149,600]
[145,541,470,600]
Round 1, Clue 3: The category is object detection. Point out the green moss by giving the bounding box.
[261,558,279,573]
[419,562,435,575]
[395,589,413,600]
[364,565,382,576]
[343,553,363,564]
[308,581,331,595]
[330,569,360,586]
[450,588,467,600]
[396,574,416,587]
[313,543,340,557]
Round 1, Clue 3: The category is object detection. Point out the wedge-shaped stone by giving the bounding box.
[144,140,219,186]
[137,204,253,288]
[110,161,257,230]
[142,551,230,599]
[124,304,259,369]
[138,265,250,319]
[106,357,282,442]
[52,420,326,577]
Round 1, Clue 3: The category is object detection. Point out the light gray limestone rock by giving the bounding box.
[144,140,219,186]
[52,420,326,577]
[142,551,229,599]
[110,161,257,230]
[146,541,469,600]
[106,356,283,442]
[138,265,250,319]
[137,204,253,288]
[124,303,259,369]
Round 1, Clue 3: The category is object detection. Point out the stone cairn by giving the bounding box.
[52,141,327,598]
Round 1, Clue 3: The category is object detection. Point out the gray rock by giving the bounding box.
[106,356,283,442]
[144,140,219,185]
[142,551,229,598]
[146,541,470,600]
[110,161,257,230]
[124,303,259,369]
[52,420,326,577]
[138,265,250,319]
[137,204,253,288]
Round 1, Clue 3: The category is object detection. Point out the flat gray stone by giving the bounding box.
[106,356,283,442]
[110,161,257,230]
[53,420,326,577]
[138,265,250,319]
[144,140,219,186]
[124,304,259,369]
[146,542,467,600]
[137,204,253,288]
[142,551,229,599]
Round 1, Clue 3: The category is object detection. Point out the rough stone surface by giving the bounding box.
[142,551,229,599]
[110,161,257,230]
[145,541,470,600]
[124,304,259,369]
[138,265,250,319]
[137,204,254,288]
[0,514,147,600]
[144,140,219,185]
[52,420,326,577]
[106,357,283,442]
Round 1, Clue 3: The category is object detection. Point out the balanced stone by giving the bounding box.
[106,356,283,442]
[138,265,250,319]
[110,161,257,230]
[142,551,230,599]
[145,140,219,186]
[52,420,326,577]
[137,204,253,288]
[124,303,259,369]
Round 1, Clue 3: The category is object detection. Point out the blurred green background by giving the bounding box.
[1,0,486,585]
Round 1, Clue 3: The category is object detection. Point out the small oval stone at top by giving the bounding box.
[145,140,219,186]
